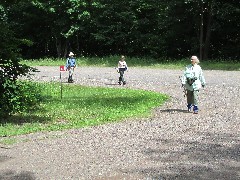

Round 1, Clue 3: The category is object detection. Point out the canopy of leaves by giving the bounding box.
[1,0,240,60]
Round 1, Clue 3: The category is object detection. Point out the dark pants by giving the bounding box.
[68,67,74,83]
[187,90,199,106]
[118,68,126,84]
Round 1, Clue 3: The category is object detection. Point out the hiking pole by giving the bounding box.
[114,67,119,73]
[179,76,187,97]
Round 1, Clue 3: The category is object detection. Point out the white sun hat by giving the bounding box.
[69,52,74,56]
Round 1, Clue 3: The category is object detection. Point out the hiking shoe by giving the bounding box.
[118,81,121,85]
[123,81,126,85]
[187,104,192,112]
[193,105,198,114]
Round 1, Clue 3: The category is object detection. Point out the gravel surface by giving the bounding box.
[0,66,239,180]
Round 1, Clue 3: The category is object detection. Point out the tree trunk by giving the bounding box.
[203,2,213,60]
[55,37,62,58]
[199,3,204,61]
[63,39,68,58]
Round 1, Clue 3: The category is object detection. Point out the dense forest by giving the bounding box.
[1,0,239,60]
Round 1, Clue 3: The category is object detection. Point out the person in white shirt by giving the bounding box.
[181,55,206,114]
[117,55,128,85]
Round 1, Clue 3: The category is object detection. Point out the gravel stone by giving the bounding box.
[0,66,239,179]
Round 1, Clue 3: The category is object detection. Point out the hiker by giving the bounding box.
[181,55,206,114]
[117,55,128,85]
[65,52,76,83]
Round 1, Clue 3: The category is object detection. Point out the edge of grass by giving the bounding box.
[0,83,169,139]
[21,56,240,71]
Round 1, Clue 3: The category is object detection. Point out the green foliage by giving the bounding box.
[1,1,240,60]
[0,80,42,118]
[0,83,168,136]
[0,4,38,118]
[20,57,240,71]
[16,81,43,111]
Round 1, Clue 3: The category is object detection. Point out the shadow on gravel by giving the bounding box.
[129,132,240,179]
[160,109,188,113]
[0,170,35,180]
[0,155,11,163]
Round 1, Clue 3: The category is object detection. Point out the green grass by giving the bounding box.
[0,82,168,137]
[21,56,240,70]
[1,56,239,140]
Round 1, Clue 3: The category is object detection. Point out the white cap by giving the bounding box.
[69,52,74,56]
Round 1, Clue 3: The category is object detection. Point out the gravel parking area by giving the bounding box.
[0,66,239,179]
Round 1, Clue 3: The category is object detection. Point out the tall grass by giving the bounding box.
[0,82,168,137]
[21,56,240,70]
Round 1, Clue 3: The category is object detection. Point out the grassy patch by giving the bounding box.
[21,56,240,70]
[0,82,168,137]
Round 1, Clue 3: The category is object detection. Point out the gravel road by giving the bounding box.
[0,66,239,180]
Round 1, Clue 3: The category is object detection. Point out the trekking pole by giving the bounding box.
[114,67,119,73]
[179,76,187,97]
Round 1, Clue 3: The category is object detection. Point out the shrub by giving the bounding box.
[0,80,42,118]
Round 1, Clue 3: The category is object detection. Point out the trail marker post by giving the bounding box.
[60,65,65,99]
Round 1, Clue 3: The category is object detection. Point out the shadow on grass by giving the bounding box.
[127,132,240,179]
[0,114,50,125]
[53,94,165,110]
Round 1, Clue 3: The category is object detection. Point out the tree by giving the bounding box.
[179,0,239,60]
[0,2,37,117]
[3,0,239,60]
[29,0,93,58]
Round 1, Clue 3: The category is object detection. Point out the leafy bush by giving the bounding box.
[0,9,38,118]
[0,80,42,118]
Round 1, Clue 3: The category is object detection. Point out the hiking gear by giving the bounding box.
[123,81,126,85]
[181,64,206,91]
[69,52,74,56]
[193,105,198,114]
[68,75,73,83]
[187,104,192,112]
[180,76,187,97]
[66,57,76,69]
[187,77,197,86]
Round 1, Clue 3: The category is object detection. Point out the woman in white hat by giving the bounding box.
[181,55,206,114]
[65,52,76,83]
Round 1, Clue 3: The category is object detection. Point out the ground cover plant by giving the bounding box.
[0,82,168,137]
[21,56,240,71]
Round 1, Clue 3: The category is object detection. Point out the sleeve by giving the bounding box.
[117,61,120,68]
[65,58,69,68]
[73,58,76,67]
[199,68,206,85]
[181,68,187,84]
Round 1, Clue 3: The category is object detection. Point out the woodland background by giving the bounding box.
[0,0,239,61]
